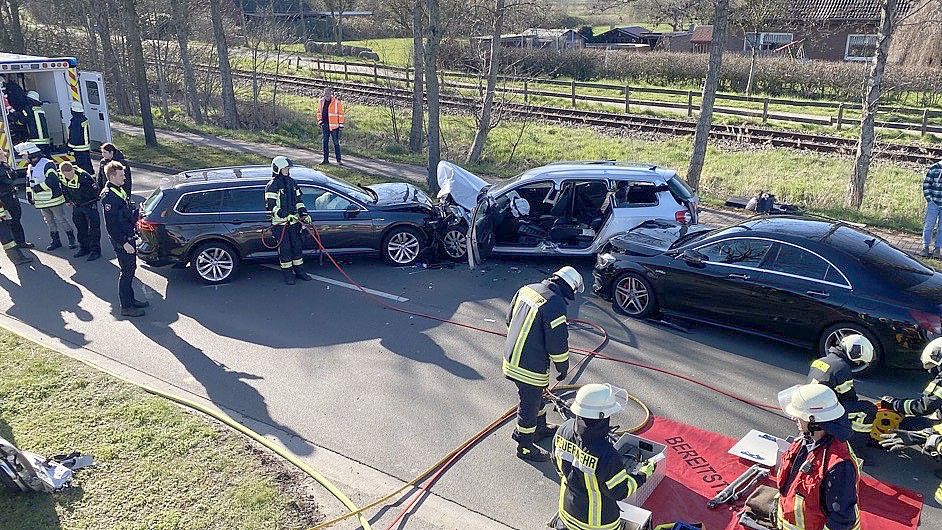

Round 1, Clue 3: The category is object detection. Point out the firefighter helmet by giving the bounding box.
[921,337,942,369]
[13,142,41,156]
[570,383,628,419]
[70,101,84,113]
[271,156,292,174]
[553,266,584,294]
[840,334,874,365]
[26,90,40,102]
[782,383,845,423]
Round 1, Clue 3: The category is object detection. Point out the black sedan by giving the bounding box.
[137,165,437,283]
[593,216,942,373]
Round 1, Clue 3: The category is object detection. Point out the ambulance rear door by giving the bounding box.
[78,71,111,145]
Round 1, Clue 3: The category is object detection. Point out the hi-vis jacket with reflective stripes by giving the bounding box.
[888,373,942,418]
[28,160,65,209]
[264,174,308,225]
[68,114,91,152]
[553,418,648,530]
[28,105,50,145]
[808,353,858,405]
[503,280,569,388]
[777,436,860,530]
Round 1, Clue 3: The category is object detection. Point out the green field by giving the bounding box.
[344,38,414,66]
[0,330,318,529]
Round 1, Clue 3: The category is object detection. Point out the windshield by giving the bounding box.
[330,177,375,204]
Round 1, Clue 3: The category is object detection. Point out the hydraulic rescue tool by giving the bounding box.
[706,464,770,509]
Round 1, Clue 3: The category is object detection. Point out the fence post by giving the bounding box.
[524,79,529,104]
[836,103,844,130]
[687,90,694,118]
[343,61,348,81]
[624,86,630,113]
[316,58,321,74]
[922,108,930,137]
[373,64,378,85]
[571,79,576,108]
[762,98,769,124]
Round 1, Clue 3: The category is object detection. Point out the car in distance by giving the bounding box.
[137,165,437,284]
[466,161,699,268]
[593,216,942,374]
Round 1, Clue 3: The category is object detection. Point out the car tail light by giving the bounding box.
[675,210,691,224]
[910,309,941,335]
[137,219,159,233]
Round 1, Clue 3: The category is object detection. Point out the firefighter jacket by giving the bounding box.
[808,353,857,405]
[27,159,65,209]
[503,280,570,388]
[777,434,860,530]
[101,183,137,250]
[0,162,16,200]
[60,167,99,206]
[96,149,132,196]
[26,104,50,145]
[68,112,91,152]
[317,97,345,131]
[887,372,942,418]
[265,174,309,225]
[553,417,650,530]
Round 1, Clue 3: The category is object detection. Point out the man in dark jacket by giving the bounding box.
[59,161,101,261]
[0,150,33,248]
[67,102,94,175]
[101,160,147,317]
[97,143,132,196]
[504,266,582,462]
[24,91,51,155]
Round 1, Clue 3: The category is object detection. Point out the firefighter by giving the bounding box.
[778,383,861,530]
[0,197,32,267]
[0,150,33,248]
[807,334,878,452]
[15,142,76,251]
[550,383,658,530]
[24,91,51,155]
[67,101,94,175]
[504,266,582,462]
[881,337,942,432]
[316,87,344,165]
[101,160,147,317]
[59,161,101,261]
[264,156,312,285]
[2,74,29,140]
[880,422,942,504]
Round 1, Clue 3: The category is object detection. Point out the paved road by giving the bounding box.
[0,167,936,529]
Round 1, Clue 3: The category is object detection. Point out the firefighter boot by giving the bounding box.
[282,268,296,285]
[512,430,550,462]
[293,266,312,281]
[5,247,32,265]
[46,232,62,251]
[535,414,559,442]
[66,230,77,249]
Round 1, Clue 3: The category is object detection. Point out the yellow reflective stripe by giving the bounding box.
[265,192,279,200]
[604,469,628,490]
[904,400,915,415]
[502,359,549,387]
[927,381,942,399]
[516,423,536,434]
[510,305,538,367]
[811,359,830,372]
[794,494,806,530]
[280,261,293,268]
[834,380,854,394]
[584,472,601,527]
[549,351,570,363]
[518,286,547,307]
[935,482,942,505]
[550,315,567,328]
[2,241,17,250]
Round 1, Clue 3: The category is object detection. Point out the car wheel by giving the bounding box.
[818,323,883,376]
[441,226,468,260]
[382,226,424,266]
[190,241,240,284]
[611,272,658,319]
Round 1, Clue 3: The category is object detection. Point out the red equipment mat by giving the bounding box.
[635,417,923,530]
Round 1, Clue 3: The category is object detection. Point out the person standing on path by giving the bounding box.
[101,161,148,317]
[922,160,942,258]
[15,142,77,251]
[0,150,33,248]
[317,87,344,166]
[59,161,102,261]
[97,143,132,196]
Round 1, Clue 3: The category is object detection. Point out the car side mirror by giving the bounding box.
[344,204,360,218]
[678,249,706,265]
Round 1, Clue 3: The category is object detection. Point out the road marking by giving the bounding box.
[261,264,409,302]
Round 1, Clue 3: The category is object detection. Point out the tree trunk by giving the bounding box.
[0,6,11,51]
[95,0,134,115]
[170,0,204,124]
[847,0,897,210]
[83,10,100,68]
[408,0,425,153]
[686,0,730,190]
[6,0,25,53]
[466,0,505,165]
[424,0,442,194]
[746,34,758,96]
[210,0,239,128]
[122,0,158,146]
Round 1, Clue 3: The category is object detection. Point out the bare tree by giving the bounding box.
[733,0,788,96]
[633,0,702,31]
[92,0,134,115]
[466,0,511,165]
[122,0,158,145]
[324,0,356,46]
[170,0,204,123]
[686,0,730,190]
[210,0,239,128]
[1,0,25,53]
[410,0,426,152]
[425,0,443,193]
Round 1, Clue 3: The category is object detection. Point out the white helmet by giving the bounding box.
[839,334,874,365]
[570,383,628,419]
[271,156,292,174]
[26,90,40,102]
[781,383,845,423]
[70,101,84,113]
[553,266,584,294]
[921,337,942,369]
[13,141,40,156]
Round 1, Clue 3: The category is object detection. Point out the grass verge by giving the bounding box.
[0,330,319,530]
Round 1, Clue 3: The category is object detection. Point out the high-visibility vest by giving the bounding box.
[776,438,861,530]
[29,161,66,209]
[317,98,345,131]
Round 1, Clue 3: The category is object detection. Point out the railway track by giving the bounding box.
[202,64,942,167]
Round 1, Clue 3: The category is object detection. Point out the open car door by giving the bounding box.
[467,195,497,269]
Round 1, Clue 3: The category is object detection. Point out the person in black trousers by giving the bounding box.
[101,161,147,317]
[97,143,132,196]
[0,151,33,248]
[59,161,101,261]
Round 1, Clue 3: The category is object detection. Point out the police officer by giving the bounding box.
[101,160,148,317]
[0,198,32,267]
[59,161,101,261]
[550,384,657,530]
[264,156,312,285]
[881,337,942,432]
[67,101,94,175]
[24,91,51,155]
[504,266,582,462]
[807,334,878,452]
[0,149,33,248]
[15,142,77,251]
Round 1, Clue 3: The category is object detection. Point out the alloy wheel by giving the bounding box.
[387,231,420,264]
[614,276,649,315]
[443,229,467,259]
[196,247,234,282]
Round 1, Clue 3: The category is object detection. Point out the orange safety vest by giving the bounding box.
[317,97,345,131]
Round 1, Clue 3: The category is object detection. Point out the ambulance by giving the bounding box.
[0,53,112,179]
